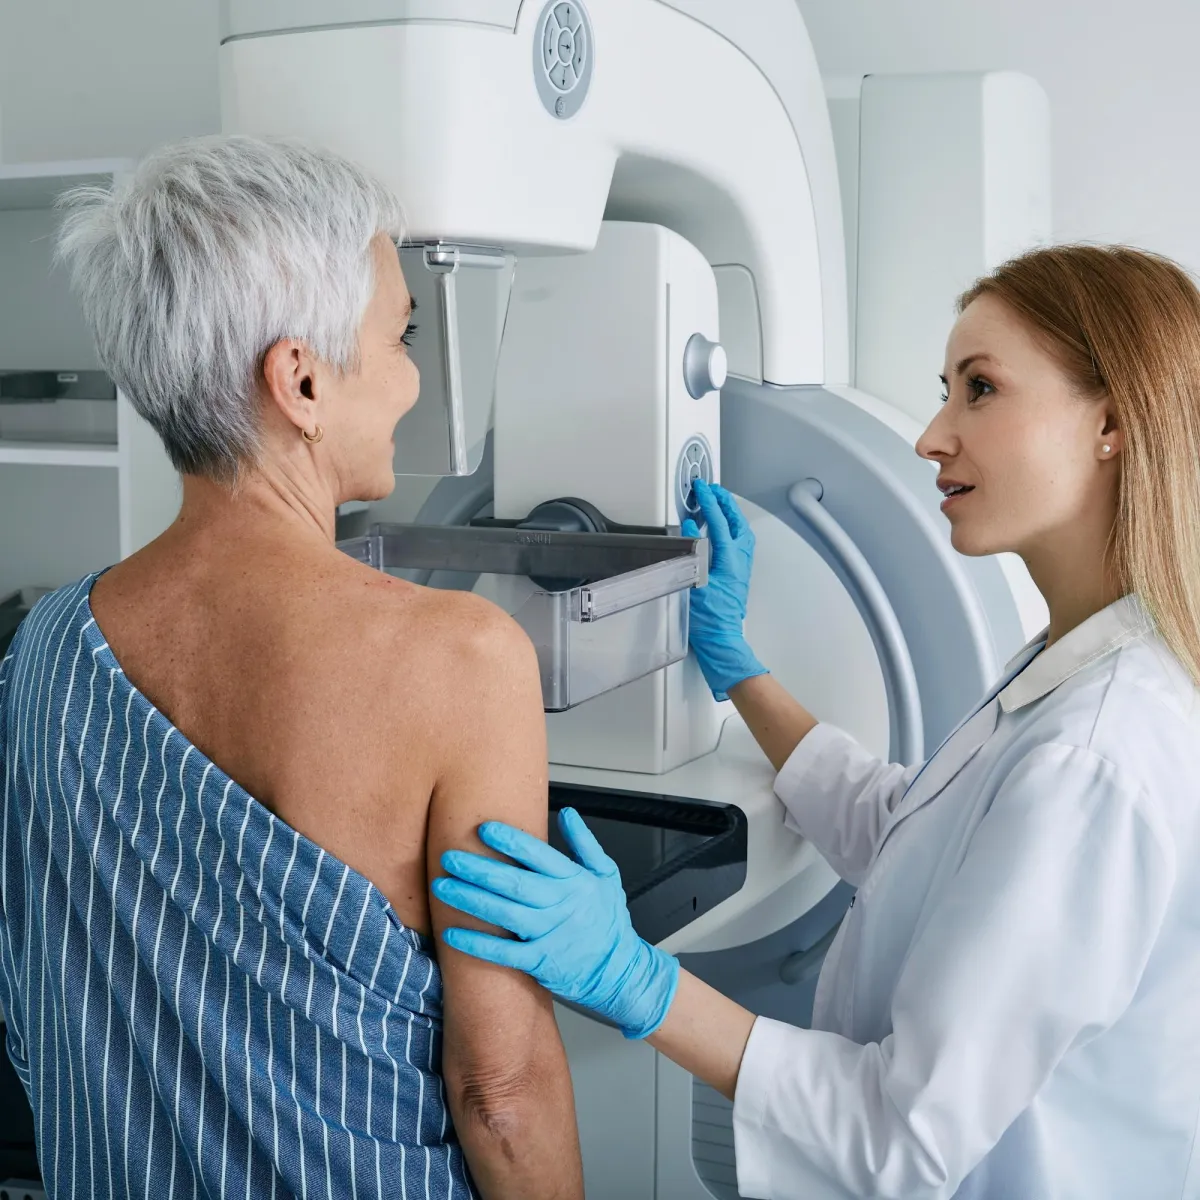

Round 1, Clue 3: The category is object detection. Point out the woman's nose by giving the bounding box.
[916,406,956,461]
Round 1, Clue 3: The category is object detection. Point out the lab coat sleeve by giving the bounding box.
[733,742,1175,1200]
[773,723,923,886]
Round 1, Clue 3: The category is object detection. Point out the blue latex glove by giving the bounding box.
[681,480,768,700]
[432,808,680,1040]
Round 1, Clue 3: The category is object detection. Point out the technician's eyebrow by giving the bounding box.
[403,295,418,320]
[953,352,999,376]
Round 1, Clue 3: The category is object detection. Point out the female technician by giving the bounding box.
[433,244,1200,1199]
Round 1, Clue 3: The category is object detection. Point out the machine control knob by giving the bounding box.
[518,496,608,591]
[683,334,729,399]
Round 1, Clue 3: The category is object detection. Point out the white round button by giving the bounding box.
[683,333,729,399]
[707,343,729,392]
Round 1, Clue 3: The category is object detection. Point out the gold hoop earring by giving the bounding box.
[302,425,324,445]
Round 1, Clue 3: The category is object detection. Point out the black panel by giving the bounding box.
[0,370,115,402]
[548,784,747,945]
[0,594,38,660]
[0,1034,38,1184]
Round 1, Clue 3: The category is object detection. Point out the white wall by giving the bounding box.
[2,0,1193,275]
[0,0,219,163]
[798,0,1200,277]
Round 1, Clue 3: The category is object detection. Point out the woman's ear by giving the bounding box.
[261,338,321,432]
[1099,401,1124,457]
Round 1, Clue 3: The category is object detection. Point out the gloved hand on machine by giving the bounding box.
[433,483,766,1033]
[681,480,769,701]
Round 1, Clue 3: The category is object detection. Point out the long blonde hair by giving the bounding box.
[960,245,1200,685]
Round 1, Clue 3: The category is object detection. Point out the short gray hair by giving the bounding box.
[56,134,405,482]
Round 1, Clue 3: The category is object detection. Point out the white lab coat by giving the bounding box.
[732,595,1200,1200]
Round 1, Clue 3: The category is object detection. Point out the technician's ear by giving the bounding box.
[1098,400,1124,459]
[261,338,325,433]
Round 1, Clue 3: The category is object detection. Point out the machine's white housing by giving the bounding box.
[219,0,1046,966]
[496,223,721,529]
[495,221,724,773]
[219,0,846,387]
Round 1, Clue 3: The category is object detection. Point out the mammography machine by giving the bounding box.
[220,4,1049,1194]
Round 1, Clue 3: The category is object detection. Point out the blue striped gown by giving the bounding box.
[0,575,477,1198]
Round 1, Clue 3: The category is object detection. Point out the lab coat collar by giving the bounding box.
[998,594,1149,713]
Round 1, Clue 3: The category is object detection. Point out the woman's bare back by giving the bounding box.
[91,522,475,934]
[90,493,584,1197]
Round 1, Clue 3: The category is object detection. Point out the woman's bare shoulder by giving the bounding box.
[326,556,538,699]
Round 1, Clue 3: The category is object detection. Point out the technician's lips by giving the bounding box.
[937,478,975,511]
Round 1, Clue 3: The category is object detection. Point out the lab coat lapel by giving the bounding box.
[883,700,999,832]
[875,643,1039,851]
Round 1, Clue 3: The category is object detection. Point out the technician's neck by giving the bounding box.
[1023,542,1123,651]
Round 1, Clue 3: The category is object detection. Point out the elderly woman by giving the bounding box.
[0,136,582,1199]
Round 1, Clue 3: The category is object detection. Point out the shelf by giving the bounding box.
[0,158,134,212]
[0,441,119,468]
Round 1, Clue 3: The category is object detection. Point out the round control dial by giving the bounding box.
[534,1,594,120]
[676,435,715,523]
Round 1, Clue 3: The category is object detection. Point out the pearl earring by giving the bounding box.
[1102,443,1112,454]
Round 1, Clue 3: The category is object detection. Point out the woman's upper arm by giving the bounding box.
[424,599,563,1095]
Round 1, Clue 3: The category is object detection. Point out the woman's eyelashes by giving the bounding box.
[965,375,994,403]
[938,375,995,404]
[398,297,419,350]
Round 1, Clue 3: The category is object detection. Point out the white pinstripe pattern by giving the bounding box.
[50,604,89,1192]
[78,664,118,1199]
[142,724,176,1199]
[100,686,135,1197]
[0,577,477,1197]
